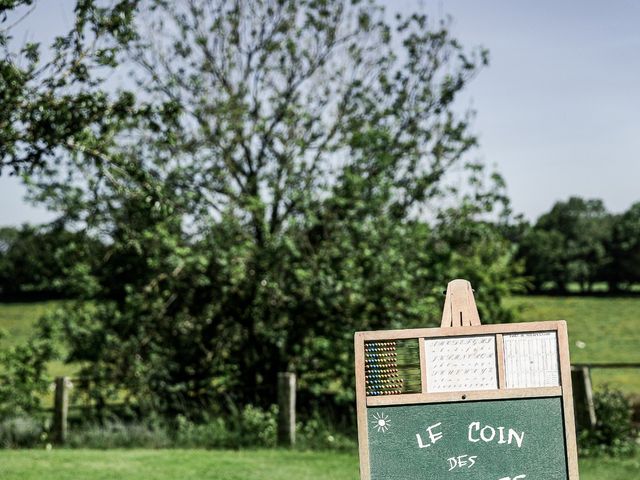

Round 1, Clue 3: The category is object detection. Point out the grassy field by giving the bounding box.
[506,296,640,394]
[0,301,62,348]
[0,301,75,379]
[0,449,637,479]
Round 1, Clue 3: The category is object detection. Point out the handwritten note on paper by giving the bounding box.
[503,332,560,388]
[424,336,498,393]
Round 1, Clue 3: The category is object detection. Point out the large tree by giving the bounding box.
[7,0,517,416]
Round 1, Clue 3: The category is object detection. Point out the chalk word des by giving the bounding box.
[447,454,477,471]
[498,476,526,480]
[468,422,525,448]
[415,422,443,448]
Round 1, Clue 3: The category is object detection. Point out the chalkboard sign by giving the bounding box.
[355,319,579,480]
[368,397,567,479]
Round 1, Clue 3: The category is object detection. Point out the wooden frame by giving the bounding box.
[355,320,579,480]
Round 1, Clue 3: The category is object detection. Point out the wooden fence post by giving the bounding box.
[277,372,296,446]
[53,376,69,444]
[571,366,597,432]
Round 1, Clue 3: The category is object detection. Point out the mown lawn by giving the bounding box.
[506,296,640,394]
[0,449,637,479]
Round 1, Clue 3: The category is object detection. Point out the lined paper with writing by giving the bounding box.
[503,332,560,388]
[424,336,498,392]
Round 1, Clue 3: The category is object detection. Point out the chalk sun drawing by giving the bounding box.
[371,412,391,433]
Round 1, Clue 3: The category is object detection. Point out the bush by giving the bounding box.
[0,416,46,448]
[176,404,278,449]
[174,406,356,451]
[174,416,230,448]
[234,404,278,448]
[296,415,356,451]
[579,387,638,456]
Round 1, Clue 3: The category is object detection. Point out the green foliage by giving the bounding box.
[434,209,524,323]
[0,225,100,300]
[175,405,278,449]
[579,387,638,457]
[536,197,611,291]
[606,202,640,290]
[173,417,232,449]
[0,0,141,174]
[0,416,46,448]
[230,405,278,448]
[518,228,565,291]
[0,315,57,418]
[296,415,356,451]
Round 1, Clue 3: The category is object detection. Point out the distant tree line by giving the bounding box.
[515,197,640,293]
[3,195,638,304]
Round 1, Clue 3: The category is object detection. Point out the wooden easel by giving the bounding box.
[354,278,580,480]
[440,279,481,327]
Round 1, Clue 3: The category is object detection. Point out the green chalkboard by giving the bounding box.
[367,397,567,480]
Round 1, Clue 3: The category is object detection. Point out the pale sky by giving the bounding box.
[1,0,639,225]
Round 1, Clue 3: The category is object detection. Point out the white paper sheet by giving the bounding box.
[503,332,560,388]
[424,336,498,393]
